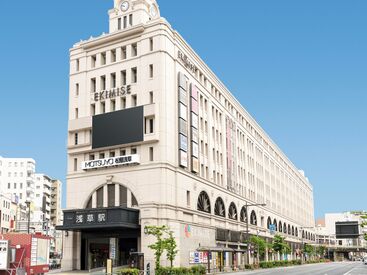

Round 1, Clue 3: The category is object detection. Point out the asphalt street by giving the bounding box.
[227,262,367,275]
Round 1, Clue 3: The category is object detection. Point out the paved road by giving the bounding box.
[227,262,367,275]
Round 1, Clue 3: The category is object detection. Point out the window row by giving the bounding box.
[74,37,154,72]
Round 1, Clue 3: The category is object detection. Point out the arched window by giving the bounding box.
[85,183,138,209]
[228,202,238,220]
[197,191,211,213]
[283,223,287,234]
[267,217,272,229]
[250,210,257,225]
[240,206,247,222]
[279,221,283,232]
[214,197,225,217]
[288,225,291,235]
[292,226,295,236]
[273,219,278,231]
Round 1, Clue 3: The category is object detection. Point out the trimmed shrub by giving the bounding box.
[190,265,206,275]
[156,266,206,275]
[116,268,140,275]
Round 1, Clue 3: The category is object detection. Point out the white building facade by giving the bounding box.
[60,0,316,271]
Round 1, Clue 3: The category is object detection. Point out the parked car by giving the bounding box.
[364,257,367,264]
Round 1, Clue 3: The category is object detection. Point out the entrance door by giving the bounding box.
[89,238,110,269]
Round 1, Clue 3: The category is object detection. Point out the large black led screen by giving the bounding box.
[92,106,144,149]
[335,221,359,239]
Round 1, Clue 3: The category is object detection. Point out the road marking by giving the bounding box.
[343,265,357,275]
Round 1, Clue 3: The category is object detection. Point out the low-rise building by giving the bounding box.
[316,212,366,260]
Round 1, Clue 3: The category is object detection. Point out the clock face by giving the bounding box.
[120,1,130,12]
[150,4,158,18]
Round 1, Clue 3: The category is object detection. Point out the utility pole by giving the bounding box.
[26,200,31,234]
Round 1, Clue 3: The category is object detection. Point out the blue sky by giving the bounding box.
[0,0,366,219]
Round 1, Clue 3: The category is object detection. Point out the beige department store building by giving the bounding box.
[60,0,316,271]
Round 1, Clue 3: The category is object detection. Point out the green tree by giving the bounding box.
[272,234,291,257]
[303,244,315,256]
[145,225,168,269]
[164,230,178,267]
[316,246,326,258]
[249,236,267,257]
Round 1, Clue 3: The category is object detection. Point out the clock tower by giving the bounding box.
[109,0,160,33]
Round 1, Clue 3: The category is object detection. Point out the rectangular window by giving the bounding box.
[149,91,154,104]
[111,49,116,63]
[101,75,106,90]
[123,16,127,29]
[132,95,137,107]
[131,67,137,83]
[149,147,154,161]
[76,59,80,71]
[14,183,16,189]
[89,154,95,160]
[101,102,106,114]
[109,151,115,158]
[118,18,122,30]
[7,183,10,189]
[108,184,115,207]
[101,52,106,65]
[121,70,127,85]
[91,78,96,93]
[73,158,78,171]
[121,97,126,109]
[74,133,78,145]
[111,73,116,88]
[120,149,126,156]
[149,118,154,133]
[150,38,154,51]
[75,108,79,119]
[99,152,105,159]
[90,104,96,116]
[111,99,116,111]
[91,55,96,68]
[96,187,104,208]
[131,148,137,154]
[75,83,79,96]
[145,117,154,134]
[149,64,154,78]
[187,191,190,207]
[132,43,137,57]
[129,14,133,26]
[121,47,127,60]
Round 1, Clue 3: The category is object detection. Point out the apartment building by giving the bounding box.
[59,0,316,271]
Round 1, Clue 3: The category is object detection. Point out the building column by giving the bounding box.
[115,183,120,206]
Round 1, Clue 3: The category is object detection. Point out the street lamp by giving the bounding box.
[299,226,313,264]
[244,202,266,266]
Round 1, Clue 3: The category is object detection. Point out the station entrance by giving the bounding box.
[80,228,139,270]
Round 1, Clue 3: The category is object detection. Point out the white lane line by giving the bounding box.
[343,265,357,275]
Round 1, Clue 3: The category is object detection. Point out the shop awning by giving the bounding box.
[56,207,140,231]
[197,246,235,252]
